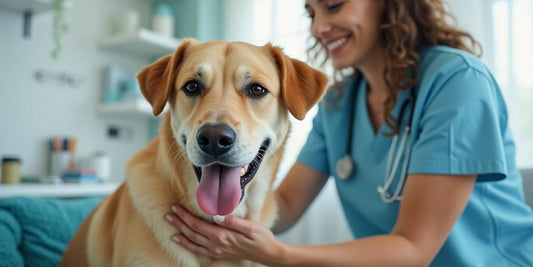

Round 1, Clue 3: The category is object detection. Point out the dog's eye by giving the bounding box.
[182,80,203,96]
[246,83,268,98]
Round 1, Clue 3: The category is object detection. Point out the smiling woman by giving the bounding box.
[158,1,533,266]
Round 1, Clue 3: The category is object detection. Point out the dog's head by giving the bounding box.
[137,39,328,216]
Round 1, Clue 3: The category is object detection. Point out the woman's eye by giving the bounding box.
[182,80,203,96]
[246,83,268,98]
[328,2,344,12]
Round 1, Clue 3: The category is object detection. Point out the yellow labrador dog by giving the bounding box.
[61,39,327,266]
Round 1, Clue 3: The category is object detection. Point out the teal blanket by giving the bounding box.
[0,196,102,267]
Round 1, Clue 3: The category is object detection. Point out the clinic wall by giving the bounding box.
[0,1,152,181]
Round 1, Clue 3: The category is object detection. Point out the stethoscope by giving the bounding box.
[335,75,416,203]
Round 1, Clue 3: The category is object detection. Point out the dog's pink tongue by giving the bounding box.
[196,164,242,216]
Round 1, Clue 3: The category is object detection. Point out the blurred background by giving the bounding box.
[0,0,532,246]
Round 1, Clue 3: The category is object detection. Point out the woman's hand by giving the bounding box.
[165,205,287,265]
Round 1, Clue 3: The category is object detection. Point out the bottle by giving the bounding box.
[151,2,174,38]
[2,157,21,184]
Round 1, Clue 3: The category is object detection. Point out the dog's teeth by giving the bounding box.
[240,165,250,177]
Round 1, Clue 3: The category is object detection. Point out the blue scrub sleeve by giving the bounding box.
[409,67,507,181]
[297,104,331,176]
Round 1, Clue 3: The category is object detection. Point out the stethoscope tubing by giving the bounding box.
[337,74,416,203]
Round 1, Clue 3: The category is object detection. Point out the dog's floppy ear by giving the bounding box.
[268,44,329,120]
[137,38,197,116]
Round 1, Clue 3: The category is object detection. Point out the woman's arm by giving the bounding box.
[272,163,329,234]
[167,172,476,266]
[278,174,476,267]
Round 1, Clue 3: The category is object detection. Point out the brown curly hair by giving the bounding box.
[307,0,482,135]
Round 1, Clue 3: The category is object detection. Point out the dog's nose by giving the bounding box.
[196,124,236,157]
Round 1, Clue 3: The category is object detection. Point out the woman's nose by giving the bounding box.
[311,12,331,38]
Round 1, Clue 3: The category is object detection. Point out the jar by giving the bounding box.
[2,157,21,184]
[151,2,174,37]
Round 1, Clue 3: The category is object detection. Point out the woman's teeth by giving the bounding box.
[327,37,347,52]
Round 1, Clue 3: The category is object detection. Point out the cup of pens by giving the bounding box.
[49,136,77,177]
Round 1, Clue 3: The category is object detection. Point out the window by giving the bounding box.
[255,0,311,175]
[491,0,533,168]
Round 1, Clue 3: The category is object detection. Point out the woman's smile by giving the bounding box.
[326,36,350,56]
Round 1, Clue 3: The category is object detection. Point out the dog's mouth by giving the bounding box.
[193,139,270,216]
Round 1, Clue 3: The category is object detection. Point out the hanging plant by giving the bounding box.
[51,0,69,59]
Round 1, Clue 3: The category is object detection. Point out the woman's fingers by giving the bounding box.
[171,206,218,233]
[166,212,211,247]
[212,215,258,239]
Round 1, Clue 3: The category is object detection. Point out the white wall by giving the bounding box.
[0,0,154,181]
[446,0,495,69]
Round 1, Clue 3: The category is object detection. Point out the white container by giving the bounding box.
[151,2,174,38]
[92,152,111,181]
[50,151,70,176]
[152,16,174,37]
[116,9,139,35]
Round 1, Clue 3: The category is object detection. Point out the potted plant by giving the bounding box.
[51,0,69,59]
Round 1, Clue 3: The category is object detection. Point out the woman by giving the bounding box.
[165,0,533,266]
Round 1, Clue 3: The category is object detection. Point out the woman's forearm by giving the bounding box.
[272,234,430,267]
[271,163,330,234]
[271,191,301,234]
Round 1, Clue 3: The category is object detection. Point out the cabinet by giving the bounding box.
[98,28,181,116]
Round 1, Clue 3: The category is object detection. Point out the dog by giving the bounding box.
[60,39,328,266]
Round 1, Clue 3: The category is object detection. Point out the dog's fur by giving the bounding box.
[60,39,327,266]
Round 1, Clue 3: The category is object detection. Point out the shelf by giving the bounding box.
[0,182,120,198]
[0,0,55,13]
[99,28,182,58]
[97,98,170,117]
[97,99,153,117]
[0,0,72,37]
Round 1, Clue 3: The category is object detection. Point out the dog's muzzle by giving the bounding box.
[191,123,270,216]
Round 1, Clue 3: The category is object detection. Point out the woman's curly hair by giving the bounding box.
[307,0,482,135]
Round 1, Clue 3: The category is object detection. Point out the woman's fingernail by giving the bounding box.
[165,214,174,222]
[172,235,180,243]
[171,205,179,214]
[213,215,225,224]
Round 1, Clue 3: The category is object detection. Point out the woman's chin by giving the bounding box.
[331,59,353,71]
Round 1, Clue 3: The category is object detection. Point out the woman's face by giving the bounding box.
[305,0,385,70]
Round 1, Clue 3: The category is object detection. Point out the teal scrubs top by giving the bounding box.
[297,45,533,266]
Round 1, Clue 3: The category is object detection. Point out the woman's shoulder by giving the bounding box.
[418,45,487,75]
[321,75,358,109]
[417,45,494,86]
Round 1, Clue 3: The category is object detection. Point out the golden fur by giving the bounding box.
[60,39,327,266]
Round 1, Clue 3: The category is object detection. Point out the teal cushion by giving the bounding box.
[0,208,23,267]
[0,196,102,266]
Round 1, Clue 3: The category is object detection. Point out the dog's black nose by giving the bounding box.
[196,124,236,157]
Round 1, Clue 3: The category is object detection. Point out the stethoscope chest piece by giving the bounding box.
[336,154,354,180]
